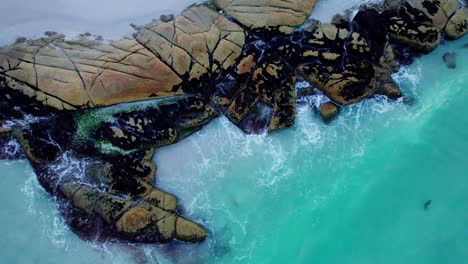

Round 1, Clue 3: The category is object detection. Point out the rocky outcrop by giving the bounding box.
[10,95,214,244]
[443,52,457,69]
[97,96,218,150]
[320,102,339,122]
[213,0,318,35]
[445,8,468,39]
[383,0,462,53]
[269,8,401,106]
[1,0,468,246]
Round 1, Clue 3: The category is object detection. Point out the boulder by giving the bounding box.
[223,46,297,133]
[96,96,217,150]
[62,182,206,243]
[372,44,402,99]
[12,113,75,163]
[0,129,25,160]
[386,17,441,53]
[384,0,460,30]
[134,5,246,93]
[411,0,459,29]
[159,14,174,22]
[319,102,339,122]
[213,0,318,35]
[175,217,207,243]
[445,8,468,39]
[383,0,448,53]
[295,22,376,105]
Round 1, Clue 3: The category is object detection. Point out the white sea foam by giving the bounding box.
[20,169,72,250]
[1,138,22,158]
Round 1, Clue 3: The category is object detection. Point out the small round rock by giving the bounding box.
[320,102,339,122]
[160,14,175,22]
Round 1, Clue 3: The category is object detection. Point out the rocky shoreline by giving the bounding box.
[0,0,467,244]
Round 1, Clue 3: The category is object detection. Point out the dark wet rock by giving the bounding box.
[383,0,463,53]
[159,14,174,22]
[223,45,298,133]
[443,52,457,69]
[331,14,351,28]
[238,101,272,134]
[296,86,315,99]
[319,102,339,122]
[45,31,58,37]
[13,113,76,163]
[445,8,468,39]
[391,45,419,65]
[0,75,58,118]
[14,37,27,44]
[290,8,399,106]
[96,96,218,150]
[373,44,402,99]
[21,131,206,244]
[80,32,92,37]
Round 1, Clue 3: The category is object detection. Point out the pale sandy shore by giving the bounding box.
[0,0,203,45]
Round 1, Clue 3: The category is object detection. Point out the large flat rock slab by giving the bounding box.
[0,36,184,110]
[134,5,246,85]
[213,0,317,34]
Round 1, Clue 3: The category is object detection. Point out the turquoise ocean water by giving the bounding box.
[1,4,467,264]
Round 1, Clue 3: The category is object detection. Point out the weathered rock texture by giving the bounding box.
[0,36,184,110]
[213,0,318,35]
[383,0,461,52]
[0,0,467,245]
[445,7,468,39]
[11,97,215,243]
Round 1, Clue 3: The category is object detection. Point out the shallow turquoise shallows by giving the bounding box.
[1,36,467,264]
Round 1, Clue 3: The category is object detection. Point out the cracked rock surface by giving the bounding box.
[0,0,467,245]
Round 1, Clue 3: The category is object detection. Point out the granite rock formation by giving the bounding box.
[0,0,467,244]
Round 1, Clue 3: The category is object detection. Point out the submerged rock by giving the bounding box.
[445,8,468,39]
[443,52,457,69]
[10,96,212,244]
[159,14,174,22]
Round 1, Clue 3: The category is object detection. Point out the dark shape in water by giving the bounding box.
[403,96,417,106]
[442,52,457,69]
[424,200,432,210]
